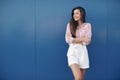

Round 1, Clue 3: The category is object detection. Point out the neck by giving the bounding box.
[78,20,83,27]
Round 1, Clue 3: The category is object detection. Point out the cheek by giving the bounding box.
[76,14,80,18]
[78,16,81,19]
[78,14,81,18]
[76,15,80,20]
[74,14,80,19]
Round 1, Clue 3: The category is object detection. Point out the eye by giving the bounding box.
[76,12,79,14]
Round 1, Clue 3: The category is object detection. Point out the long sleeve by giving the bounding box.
[82,23,92,45]
[85,23,92,39]
[76,23,92,45]
[65,23,73,44]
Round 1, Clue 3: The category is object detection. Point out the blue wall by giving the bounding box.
[0,0,120,80]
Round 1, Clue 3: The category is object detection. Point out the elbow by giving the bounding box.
[86,41,91,45]
[65,38,70,44]
[86,39,91,45]
[65,37,73,44]
[83,38,91,45]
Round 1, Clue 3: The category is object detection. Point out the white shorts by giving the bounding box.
[67,44,89,69]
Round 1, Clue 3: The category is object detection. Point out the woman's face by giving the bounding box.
[73,9,81,21]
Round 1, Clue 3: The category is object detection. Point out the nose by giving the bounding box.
[74,14,77,17]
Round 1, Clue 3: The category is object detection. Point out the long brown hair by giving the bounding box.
[70,6,86,37]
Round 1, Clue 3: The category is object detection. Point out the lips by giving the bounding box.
[74,17,79,21]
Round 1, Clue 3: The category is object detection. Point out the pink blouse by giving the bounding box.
[65,23,92,44]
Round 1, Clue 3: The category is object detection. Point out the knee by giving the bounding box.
[75,76,82,80]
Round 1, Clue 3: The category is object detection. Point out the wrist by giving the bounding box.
[71,37,74,43]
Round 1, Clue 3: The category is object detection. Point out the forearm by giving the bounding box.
[72,38,83,44]
[72,37,91,45]
[82,37,91,45]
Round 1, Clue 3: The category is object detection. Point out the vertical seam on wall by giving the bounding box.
[34,0,37,80]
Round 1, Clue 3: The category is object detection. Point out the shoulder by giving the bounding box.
[66,22,70,30]
[66,22,70,28]
[84,22,91,26]
[67,22,70,26]
[84,22,91,28]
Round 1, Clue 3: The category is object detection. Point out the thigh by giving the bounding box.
[70,63,81,78]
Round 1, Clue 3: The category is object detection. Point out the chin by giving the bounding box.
[74,19,78,21]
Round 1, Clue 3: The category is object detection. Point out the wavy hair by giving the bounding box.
[70,6,86,37]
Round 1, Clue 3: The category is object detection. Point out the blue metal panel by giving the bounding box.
[0,0,35,80]
[107,0,120,80]
[0,0,120,80]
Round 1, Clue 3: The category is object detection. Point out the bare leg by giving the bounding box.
[80,69,86,80]
[70,63,82,80]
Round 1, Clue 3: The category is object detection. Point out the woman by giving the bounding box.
[65,6,92,80]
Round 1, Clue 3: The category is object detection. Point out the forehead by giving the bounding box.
[74,9,80,13]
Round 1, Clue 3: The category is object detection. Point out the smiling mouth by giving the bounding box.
[74,18,78,20]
